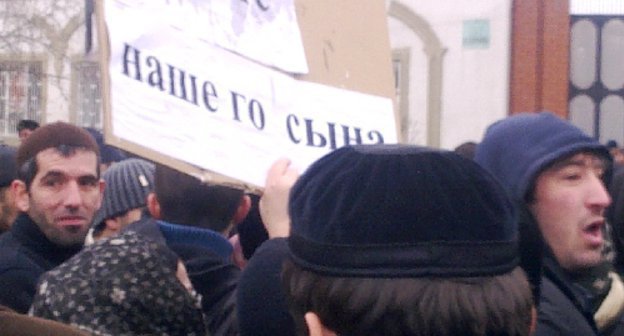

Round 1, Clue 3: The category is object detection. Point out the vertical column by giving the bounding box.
[510,0,570,118]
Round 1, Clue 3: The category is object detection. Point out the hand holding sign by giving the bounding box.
[259,158,299,239]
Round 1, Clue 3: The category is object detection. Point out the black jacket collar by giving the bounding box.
[9,213,82,267]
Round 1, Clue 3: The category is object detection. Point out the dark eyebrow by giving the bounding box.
[78,175,99,184]
[40,170,98,181]
[39,171,66,180]
[551,159,584,169]
[549,155,606,171]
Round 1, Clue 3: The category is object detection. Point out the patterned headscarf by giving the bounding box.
[30,231,207,336]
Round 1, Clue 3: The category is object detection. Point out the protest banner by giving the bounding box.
[97,0,396,190]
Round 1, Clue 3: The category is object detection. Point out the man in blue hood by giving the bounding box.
[476,112,624,335]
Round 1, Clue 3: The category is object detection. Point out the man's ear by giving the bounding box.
[12,180,29,212]
[147,193,162,219]
[104,218,121,232]
[232,194,251,224]
[304,312,337,336]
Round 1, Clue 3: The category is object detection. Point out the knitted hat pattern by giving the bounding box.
[92,158,155,227]
[287,144,518,278]
[30,231,206,336]
[474,112,611,202]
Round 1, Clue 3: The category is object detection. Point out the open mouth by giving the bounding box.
[57,216,86,228]
[582,221,604,247]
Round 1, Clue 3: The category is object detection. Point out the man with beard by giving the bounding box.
[476,112,624,335]
[0,122,103,313]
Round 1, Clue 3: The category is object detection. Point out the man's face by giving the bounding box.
[18,129,34,141]
[17,148,104,247]
[529,152,611,271]
[610,148,624,165]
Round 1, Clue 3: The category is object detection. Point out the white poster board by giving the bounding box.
[98,0,397,190]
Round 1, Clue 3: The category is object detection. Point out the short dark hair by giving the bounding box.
[16,122,101,188]
[283,260,533,336]
[17,119,39,132]
[524,149,610,203]
[154,164,244,232]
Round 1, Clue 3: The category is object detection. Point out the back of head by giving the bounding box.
[288,145,517,277]
[84,127,126,165]
[16,119,39,132]
[92,158,155,228]
[154,164,244,232]
[454,141,478,160]
[17,122,100,187]
[30,231,206,335]
[284,144,532,336]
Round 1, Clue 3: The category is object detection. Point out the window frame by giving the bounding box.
[0,55,47,142]
[70,56,103,130]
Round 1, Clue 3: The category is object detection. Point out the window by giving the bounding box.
[72,60,102,129]
[569,16,624,143]
[0,61,43,136]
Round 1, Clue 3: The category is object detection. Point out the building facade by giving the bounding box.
[0,0,99,145]
[1,0,623,148]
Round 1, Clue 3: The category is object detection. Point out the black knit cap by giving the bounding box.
[17,122,100,168]
[287,144,518,278]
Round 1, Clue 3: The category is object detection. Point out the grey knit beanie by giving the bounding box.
[92,158,155,227]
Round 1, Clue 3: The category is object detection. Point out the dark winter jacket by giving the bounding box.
[536,256,599,335]
[607,164,624,274]
[0,214,81,313]
[237,238,296,336]
[536,255,624,335]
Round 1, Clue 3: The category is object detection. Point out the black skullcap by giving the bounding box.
[17,122,100,168]
[288,144,518,278]
[0,146,17,187]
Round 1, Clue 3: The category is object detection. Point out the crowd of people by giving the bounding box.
[0,112,622,335]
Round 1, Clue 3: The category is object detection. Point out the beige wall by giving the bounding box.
[387,0,512,149]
